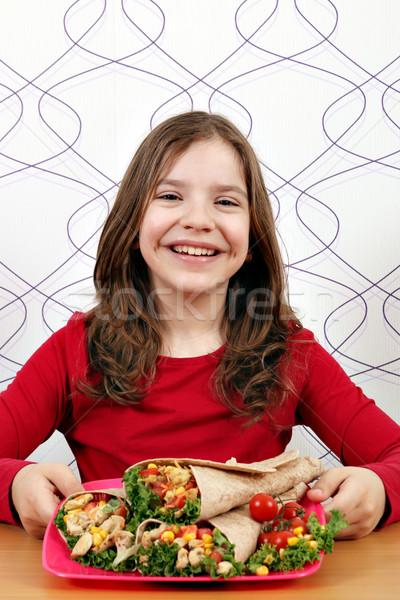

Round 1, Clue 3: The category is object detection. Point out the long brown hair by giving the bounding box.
[78,111,302,425]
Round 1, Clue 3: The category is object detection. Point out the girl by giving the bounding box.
[1,111,399,540]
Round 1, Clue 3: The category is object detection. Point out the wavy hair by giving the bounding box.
[78,111,302,426]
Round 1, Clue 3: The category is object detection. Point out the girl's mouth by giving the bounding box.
[171,245,218,257]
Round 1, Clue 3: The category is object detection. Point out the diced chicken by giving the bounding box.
[176,547,189,570]
[89,506,109,527]
[140,531,152,549]
[66,511,94,537]
[101,515,125,534]
[216,561,233,576]
[188,547,205,568]
[149,522,169,541]
[64,493,93,512]
[98,515,125,552]
[169,469,192,487]
[70,531,93,558]
[113,530,134,554]
[173,537,188,549]
[186,488,198,503]
[188,538,203,549]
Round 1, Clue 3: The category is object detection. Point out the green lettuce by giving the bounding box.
[122,466,201,531]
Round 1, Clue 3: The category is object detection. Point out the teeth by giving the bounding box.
[173,245,216,256]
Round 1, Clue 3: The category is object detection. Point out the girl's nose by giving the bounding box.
[179,199,215,231]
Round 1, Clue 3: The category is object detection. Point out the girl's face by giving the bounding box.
[139,138,250,304]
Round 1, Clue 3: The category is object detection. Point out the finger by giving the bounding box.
[42,463,84,499]
[38,464,84,527]
[307,467,349,503]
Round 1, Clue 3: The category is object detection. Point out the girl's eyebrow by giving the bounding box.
[156,179,248,200]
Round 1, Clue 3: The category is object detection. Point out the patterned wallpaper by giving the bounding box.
[0,0,399,473]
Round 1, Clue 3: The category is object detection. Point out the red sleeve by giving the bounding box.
[0,323,72,525]
[295,332,400,527]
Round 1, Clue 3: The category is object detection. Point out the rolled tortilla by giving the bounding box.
[192,456,324,520]
[55,488,126,545]
[208,504,263,563]
[123,453,324,523]
[128,449,299,475]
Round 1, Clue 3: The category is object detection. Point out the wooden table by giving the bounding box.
[2,521,399,599]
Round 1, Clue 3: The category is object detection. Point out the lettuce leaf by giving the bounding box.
[122,466,201,530]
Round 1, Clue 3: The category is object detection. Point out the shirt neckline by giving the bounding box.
[157,344,225,365]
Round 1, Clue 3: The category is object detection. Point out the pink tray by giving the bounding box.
[42,478,325,582]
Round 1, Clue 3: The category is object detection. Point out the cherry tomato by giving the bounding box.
[185,479,197,490]
[139,468,159,477]
[151,480,167,499]
[112,503,128,519]
[270,530,292,551]
[257,531,275,548]
[176,525,198,538]
[282,502,304,520]
[197,527,214,539]
[91,493,113,503]
[209,550,223,564]
[249,493,279,522]
[288,517,308,534]
[165,493,186,509]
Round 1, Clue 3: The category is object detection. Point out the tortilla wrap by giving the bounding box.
[132,512,259,566]
[192,456,324,520]
[124,452,324,522]
[207,504,262,562]
[128,449,299,475]
[55,488,125,545]
[133,496,306,566]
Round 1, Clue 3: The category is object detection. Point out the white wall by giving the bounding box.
[1,0,399,475]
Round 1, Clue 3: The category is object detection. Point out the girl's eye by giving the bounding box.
[158,193,180,201]
[217,198,238,206]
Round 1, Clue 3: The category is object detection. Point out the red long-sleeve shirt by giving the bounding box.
[1,312,400,526]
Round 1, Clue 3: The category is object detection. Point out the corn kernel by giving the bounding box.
[161,530,175,543]
[92,533,103,547]
[183,532,196,541]
[64,508,81,522]
[320,526,325,533]
[263,554,274,566]
[288,537,299,546]
[293,526,304,536]
[90,526,101,534]
[201,534,213,543]
[255,565,269,576]
[304,534,314,541]
[307,540,318,550]
[175,486,185,495]
[147,463,158,469]
[203,542,214,549]
[98,501,106,507]
[100,529,108,539]
[279,548,285,560]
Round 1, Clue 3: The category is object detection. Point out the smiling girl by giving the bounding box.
[1,111,400,540]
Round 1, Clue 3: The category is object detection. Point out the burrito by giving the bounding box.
[53,489,137,572]
[122,451,324,527]
[121,488,313,578]
[123,517,246,578]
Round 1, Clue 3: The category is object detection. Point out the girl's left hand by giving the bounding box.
[306,466,387,539]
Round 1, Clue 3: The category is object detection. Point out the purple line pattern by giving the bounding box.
[0,1,399,469]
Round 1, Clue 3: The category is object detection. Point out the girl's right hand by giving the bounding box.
[11,462,84,539]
